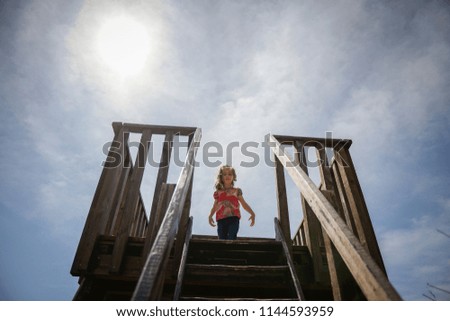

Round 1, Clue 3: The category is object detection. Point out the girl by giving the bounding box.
[208,165,256,240]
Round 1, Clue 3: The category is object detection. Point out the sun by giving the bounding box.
[96,15,151,76]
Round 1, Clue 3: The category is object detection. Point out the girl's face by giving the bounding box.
[221,168,234,186]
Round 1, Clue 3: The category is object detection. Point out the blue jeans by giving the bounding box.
[217,216,240,240]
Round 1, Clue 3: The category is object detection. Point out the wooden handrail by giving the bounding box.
[274,218,305,300]
[132,128,201,300]
[268,134,401,301]
[122,123,197,136]
[173,216,193,300]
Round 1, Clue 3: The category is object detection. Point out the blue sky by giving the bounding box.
[0,0,449,301]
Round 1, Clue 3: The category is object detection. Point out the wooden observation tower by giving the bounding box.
[70,122,401,300]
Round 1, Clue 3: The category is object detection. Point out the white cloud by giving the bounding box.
[380,209,450,300]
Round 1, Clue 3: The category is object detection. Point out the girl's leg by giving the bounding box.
[217,218,228,240]
[227,217,240,240]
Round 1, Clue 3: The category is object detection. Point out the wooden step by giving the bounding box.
[187,237,286,266]
[180,263,297,300]
[180,296,297,301]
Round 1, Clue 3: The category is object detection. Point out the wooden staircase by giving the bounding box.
[71,123,402,301]
[178,236,299,300]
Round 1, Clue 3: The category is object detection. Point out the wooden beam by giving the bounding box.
[274,218,305,300]
[274,156,291,252]
[294,142,323,282]
[121,122,197,136]
[173,216,194,300]
[274,134,352,149]
[143,183,176,259]
[268,134,401,301]
[173,165,195,275]
[331,160,356,231]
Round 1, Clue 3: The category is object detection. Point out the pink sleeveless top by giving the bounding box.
[213,188,242,221]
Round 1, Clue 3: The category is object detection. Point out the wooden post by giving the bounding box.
[331,160,356,231]
[104,147,131,235]
[294,141,323,282]
[274,155,292,253]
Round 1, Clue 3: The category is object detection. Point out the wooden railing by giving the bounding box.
[268,134,401,301]
[132,128,201,300]
[71,122,200,286]
[274,218,305,300]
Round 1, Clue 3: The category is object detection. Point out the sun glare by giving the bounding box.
[96,16,150,76]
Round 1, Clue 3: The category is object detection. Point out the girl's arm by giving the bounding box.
[238,195,256,226]
[208,200,219,227]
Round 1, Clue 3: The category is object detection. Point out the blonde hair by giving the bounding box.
[214,165,237,190]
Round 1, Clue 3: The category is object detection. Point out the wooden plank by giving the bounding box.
[316,145,349,297]
[130,195,147,237]
[322,232,342,300]
[334,148,386,274]
[136,198,148,237]
[132,128,201,300]
[320,188,344,300]
[173,216,193,300]
[331,160,356,231]
[71,124,127,274]
[143,183,176,258]
[104,148,131,235]
[110,129,152,273]
[274,156,292,253]
[294,142,323,282]
[173,163,195,273]
[274,218,305,300]
[109,140,135,236]
[122,123,197,136]
[274,134,352,149]
[268,134,401,300]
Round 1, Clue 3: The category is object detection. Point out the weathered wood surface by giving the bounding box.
[294,141,323,282]
[122,122,197,136]
[274,218,305,300]
[72,122,198,280]
[274,156,292,253]
[268,134,401,301]
[173,216,193,300]
[334,148,386,274]
[143,183,176,259]
[274,134,352,149]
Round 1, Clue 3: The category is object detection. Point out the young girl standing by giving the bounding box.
[208,165,256,240]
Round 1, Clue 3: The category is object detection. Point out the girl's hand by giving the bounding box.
[248,214,255,227]
[208,215,216,227]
